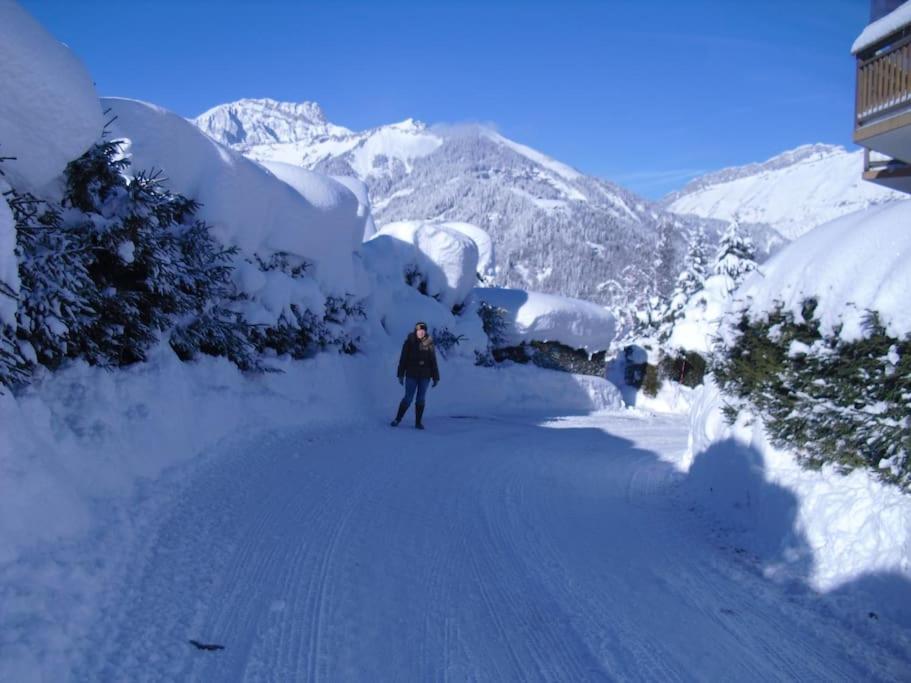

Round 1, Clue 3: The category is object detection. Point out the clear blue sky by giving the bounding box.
[22,0,870,198]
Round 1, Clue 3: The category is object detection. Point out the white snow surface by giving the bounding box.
[430,221,495,278]
[667,273,735,354]
[102,98,363,294]
[368,221,479,309]
[258,160,365,252]
[737,200,911,341]
[0,179,18,324]
[330,174,377,240]
[666,145,906,240]
[853,1,911,53]
[347,122,443,178]
[0,0,103,192]
[686,379,911,605]
[482,129,582,182]
[5,354,911,680]
[472,287,617,351]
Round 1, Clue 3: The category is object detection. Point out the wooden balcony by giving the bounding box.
[854,24,911,192]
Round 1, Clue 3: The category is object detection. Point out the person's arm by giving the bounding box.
[431,346,440,384]
[397,339,408,379]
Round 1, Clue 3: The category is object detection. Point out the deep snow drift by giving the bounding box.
[734,200,911,341]
[0,1,102,193]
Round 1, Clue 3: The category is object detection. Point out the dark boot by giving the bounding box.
[390,400,408,427]
[415,402,425,430]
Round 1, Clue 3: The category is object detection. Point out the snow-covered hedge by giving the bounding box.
[711,202,911,489]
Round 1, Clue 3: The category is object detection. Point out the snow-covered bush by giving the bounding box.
[714,299,910,489]
[709,201,911,491]
[5,140,262,382]
[475,300,509,365]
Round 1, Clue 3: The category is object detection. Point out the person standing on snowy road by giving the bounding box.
[390,322,440,430]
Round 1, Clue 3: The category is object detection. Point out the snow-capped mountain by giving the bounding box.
[663,144,907,240]
[193,99,726,310]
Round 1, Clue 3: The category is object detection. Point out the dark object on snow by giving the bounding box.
[189,639,225,651]
[868,612,879,620]
[494,340,606,377]
[391,399,408,426]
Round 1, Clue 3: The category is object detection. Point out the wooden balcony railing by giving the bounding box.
[856,33,911,127]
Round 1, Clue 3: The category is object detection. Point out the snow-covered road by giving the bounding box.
[73,412,909,681]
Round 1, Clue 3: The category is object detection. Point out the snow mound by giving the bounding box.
[737,201,911,340]
[472,287,616,351]
[686,379,911,603]
[367,221,479,309]
[0,180,17,324]
[330,174,377,241]
[0,1,103,192]
[102,98,363,293]
[258,160,364,252]
[437,221,496,279]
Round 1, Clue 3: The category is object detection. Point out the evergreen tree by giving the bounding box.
[658,225,709,341]
[713,219,757,287]
[7,140,260,378]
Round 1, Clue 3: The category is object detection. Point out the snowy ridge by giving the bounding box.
[194,98,353,149]
[192,99,726,309]
[664,144,907,240]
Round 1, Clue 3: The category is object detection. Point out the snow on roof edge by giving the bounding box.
[852,1,911,54]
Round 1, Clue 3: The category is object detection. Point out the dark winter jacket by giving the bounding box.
[397,333,440,382]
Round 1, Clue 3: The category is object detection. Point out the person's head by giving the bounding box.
[414,322,428,339]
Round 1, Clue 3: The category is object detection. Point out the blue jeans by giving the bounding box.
[402,376,430,406]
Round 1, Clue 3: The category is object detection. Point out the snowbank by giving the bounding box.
[0,0,103,192]
[439,221,496,279]
[258,160,364,252]
[472,287,616,351]
[0,180,17,324]
[367,221,479,309]
[737,201,911,341]
[102,98,363,293]
[684,380,911,607]
[853,1,911,53]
